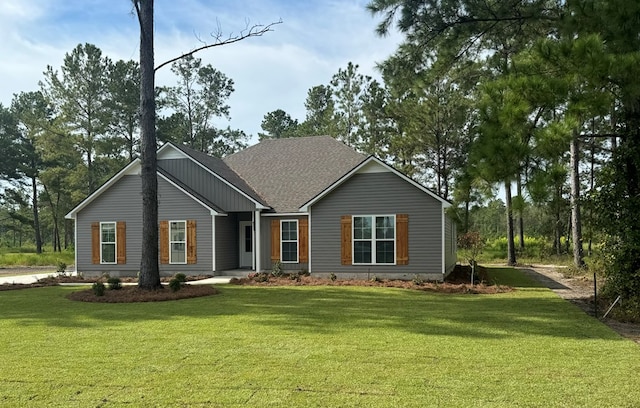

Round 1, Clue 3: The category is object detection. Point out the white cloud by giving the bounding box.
[0,0,402,142]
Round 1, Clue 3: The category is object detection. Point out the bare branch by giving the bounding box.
[155,19,282,73]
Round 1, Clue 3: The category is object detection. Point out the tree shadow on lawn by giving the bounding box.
[0,270,619,342]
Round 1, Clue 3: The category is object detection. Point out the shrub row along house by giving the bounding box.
[65,136,456,280]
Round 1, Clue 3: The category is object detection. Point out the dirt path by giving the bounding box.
[0,266,57,277]
[519,265,640,344]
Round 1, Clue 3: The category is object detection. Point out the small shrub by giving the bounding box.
[107,277,122,290]
[168,278,183,292]
[412,274,425,286]
[56,261,67,275]
[173,273,187,283]
[288,271,300,280]
[370,275,381,283]
[92,282,106,296]
[252,272,269,282]
[299,268,310,277]
[271,261,283,277]
[329,273,337,281]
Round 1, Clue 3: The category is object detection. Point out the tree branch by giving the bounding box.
[155,19,282,72]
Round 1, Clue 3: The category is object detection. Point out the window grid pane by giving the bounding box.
[352,215,395,264]
[376,241,395,264]
[100,223,116,263]
[281,220,298,263]
[354,241,372,264]
[170,221,186,264]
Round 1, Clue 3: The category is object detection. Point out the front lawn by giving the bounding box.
[0,268,638,407]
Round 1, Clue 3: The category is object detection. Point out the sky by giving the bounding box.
[0,0,403,143]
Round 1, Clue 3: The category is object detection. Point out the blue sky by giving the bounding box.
[0,0,402,142]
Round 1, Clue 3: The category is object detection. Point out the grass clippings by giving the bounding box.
[66,284,218,303]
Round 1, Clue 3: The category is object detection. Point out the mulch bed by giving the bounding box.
[66,284,219,303]
[229,265,512,295]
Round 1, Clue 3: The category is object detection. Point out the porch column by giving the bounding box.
[254,210,261,272]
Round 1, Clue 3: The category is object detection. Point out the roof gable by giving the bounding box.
[158,142,269,209]
[299,156,451,211]
[65,159,141,219]
[223,136,367,213]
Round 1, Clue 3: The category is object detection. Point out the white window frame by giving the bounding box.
[169,220,187,264]
[100,222,117,264]
[352,215,396,265]
[280,219,299,263]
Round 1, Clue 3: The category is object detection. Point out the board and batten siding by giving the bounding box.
[158,158,256,212]
[310,172,443,280]
[259,215,309,272]
[76,175,213,277]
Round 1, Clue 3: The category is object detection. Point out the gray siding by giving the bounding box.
[310,172,443,280]
[215,213,238,271]
[76,175,213,277]
[159,158,256,212]
[260,215,309,272]
[444,215,457,276]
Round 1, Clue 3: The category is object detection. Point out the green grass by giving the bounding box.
[0,248,74,267]
[1,268,639,407]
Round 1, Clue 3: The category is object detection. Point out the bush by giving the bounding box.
[168,278,183,292]
[329,273,337,281]
[271,261,283,277]
[250,272,269,282]
[56,261,67,274]
[92,282,105,296]
[370,275,381,283]
[107,277,122,290]
[168,273,188,292]
[412,274,425,286]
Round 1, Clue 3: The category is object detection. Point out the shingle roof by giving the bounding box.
[169,143,269,208]
[223,136,367,213]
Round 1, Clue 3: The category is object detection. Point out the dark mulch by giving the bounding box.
[66,285,219,303]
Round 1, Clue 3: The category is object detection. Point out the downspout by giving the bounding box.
[441,206,446,280]
[308,206,312,273]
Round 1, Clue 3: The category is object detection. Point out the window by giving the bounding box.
[353,215,395,264]
[170,221,186,264]
[100,222,116,264]
[281,220,298,263]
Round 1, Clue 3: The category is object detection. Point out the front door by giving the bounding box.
[239,221,253,268]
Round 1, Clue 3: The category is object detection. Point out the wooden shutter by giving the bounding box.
[187,220,197,264]
[91,222,100,264]
[116,221,126,264]
[298,218,308,263]
[159,220,169,264]
[341,215,352,265]
[396,214,409,265]
[271,219,280,261]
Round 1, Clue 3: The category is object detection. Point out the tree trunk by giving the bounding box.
[516,175,525,250]
[505,181,516,266]
[570,133,584,268]
[137,0,161,290]
[31,174,42,254]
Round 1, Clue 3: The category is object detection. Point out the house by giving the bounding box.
[65,136,457,280]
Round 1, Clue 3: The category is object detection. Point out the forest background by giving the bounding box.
[1,0,639,313]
